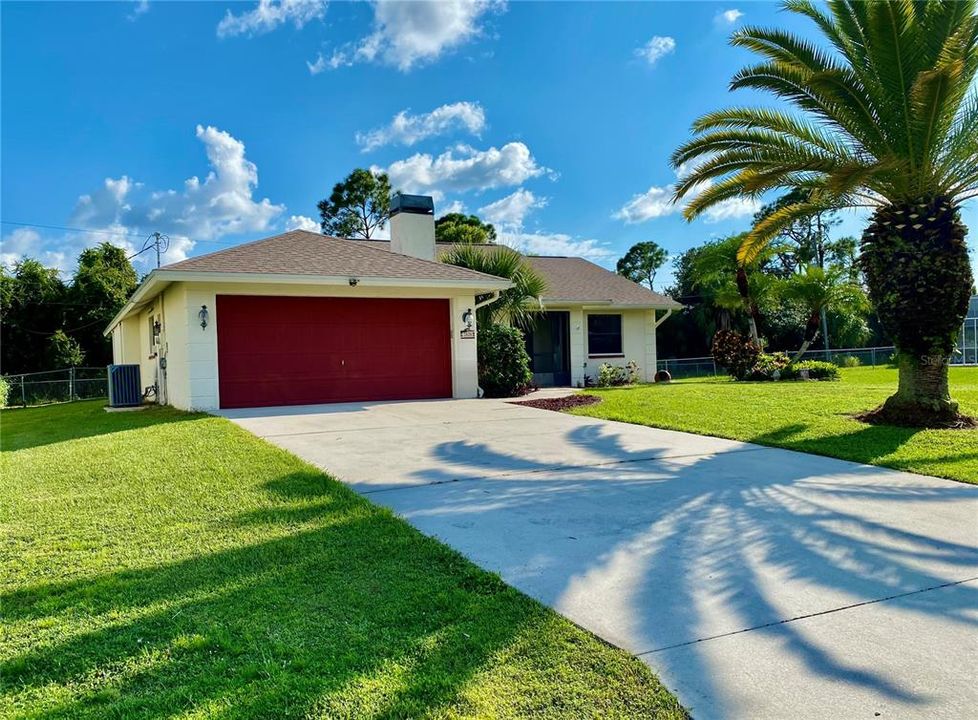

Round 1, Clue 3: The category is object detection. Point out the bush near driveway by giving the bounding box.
[574,367,978,485]
[477,324,533,397]
[0,401,686,719]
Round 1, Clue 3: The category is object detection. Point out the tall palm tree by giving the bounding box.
[672,0,977,427]
[440,243,547,328]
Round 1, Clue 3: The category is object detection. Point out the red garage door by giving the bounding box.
[217,295,452,408]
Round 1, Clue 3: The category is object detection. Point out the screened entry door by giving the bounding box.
[525,312,571,386]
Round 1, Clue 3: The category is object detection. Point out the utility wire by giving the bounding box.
[0,220,236,246]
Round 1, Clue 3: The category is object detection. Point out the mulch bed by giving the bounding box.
[510,394,602,412]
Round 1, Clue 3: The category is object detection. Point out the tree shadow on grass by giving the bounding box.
[2,470,681,719]
[750,422,978,481]
[0,400,201,452]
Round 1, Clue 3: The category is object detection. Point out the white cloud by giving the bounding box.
[635,36,676,66]
[499,230,616,263]
[614,162,759,225]
[66,125,285,266]
[356,102,486,152]
[379,142,551,197]
[5,126,291,275]
[217,0,326,39]
[614,185,676,223]
[478,188,546,228]
[287,214,320,232]
[437,199,467,217]
[127,0,150,21]
[306,53,328,75]
[1,228,44,269]
[716,9,744,25]
[326,0,504,72]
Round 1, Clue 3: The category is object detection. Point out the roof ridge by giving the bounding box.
[163,229,511,285]
[295,231,513,283]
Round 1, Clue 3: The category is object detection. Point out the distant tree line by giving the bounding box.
[1,243,137,374]
[616,196,886,359]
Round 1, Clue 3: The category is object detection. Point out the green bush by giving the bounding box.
[0,376,8,408]
[712,329,761,380]
[841,355,862,367]
[749,352,791,380]
[783,360,840,381]
[477,324,532,397]
[597,361,640,387]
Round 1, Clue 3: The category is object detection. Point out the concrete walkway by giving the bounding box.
[222,396,978,719]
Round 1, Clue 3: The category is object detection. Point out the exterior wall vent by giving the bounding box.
[107,364,142,407]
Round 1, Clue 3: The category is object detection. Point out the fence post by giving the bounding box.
[21,377,26,408]
[69,367,76,401]
[871,348,876,367]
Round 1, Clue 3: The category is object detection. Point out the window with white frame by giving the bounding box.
[587,314,622,356]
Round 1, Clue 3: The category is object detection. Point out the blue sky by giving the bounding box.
[2,0,976,287]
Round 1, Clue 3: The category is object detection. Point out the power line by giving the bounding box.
[1,220,148,238]
[0,219,236,246]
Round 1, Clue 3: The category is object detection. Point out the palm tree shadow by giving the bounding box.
[1,472,567,719]
[398,420,978,714]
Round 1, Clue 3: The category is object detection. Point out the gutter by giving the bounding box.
[105,270,513,336]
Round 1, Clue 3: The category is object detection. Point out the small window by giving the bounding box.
[587,314,622,355]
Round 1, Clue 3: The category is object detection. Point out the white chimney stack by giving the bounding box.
[390,194,435,261]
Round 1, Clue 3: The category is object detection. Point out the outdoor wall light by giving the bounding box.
[349,277,359,287]
[462,308,474,330]
[198,305,209,330]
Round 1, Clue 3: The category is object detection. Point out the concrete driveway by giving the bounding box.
[222,396,978,719]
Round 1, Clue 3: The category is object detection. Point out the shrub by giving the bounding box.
[0,376,8,408]
[783,360,840,381]
[46,330,85,369]
[477,324,532,397]
[712,329,761,380]
[749,352,791,380]
[841,355,862,367]
[596,361,641,387]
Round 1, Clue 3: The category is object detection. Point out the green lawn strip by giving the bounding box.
[572,366,978,485]
[1,401,686,719]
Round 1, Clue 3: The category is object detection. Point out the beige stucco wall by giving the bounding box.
[114,280,481,411]
[542,307,657,387]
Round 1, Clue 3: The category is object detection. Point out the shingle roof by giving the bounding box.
[522,255,682,308]
[160,230,508,286]
[358,240,681,308]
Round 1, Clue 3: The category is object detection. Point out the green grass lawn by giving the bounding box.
[573,366,978,485]
[1,401,686,719]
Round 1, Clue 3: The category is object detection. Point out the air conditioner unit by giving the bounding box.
[107,364,141,407]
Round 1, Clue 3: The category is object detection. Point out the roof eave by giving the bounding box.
[104,270,513,335]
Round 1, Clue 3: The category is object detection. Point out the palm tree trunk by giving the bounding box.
[859,196,974,427]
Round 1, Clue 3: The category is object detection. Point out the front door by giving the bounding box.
[524,312,571,386]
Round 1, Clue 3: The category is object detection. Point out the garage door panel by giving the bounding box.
[217,295,452,408]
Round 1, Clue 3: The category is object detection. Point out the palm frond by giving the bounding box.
[440,244,547,329]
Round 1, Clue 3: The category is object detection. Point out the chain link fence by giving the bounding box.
[657,346,897,380]
[657,339,977,380]
[2,367,108,408]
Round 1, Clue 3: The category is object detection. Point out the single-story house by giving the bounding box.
[106,194,680,410]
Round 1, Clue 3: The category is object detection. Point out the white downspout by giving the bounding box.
[474,290,501,310]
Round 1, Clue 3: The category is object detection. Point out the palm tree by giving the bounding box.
[672,0,977,427]
[440,244,547,328]
[781,265,869,362]
[691,234,778,344]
